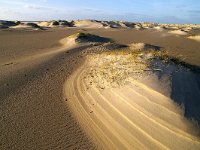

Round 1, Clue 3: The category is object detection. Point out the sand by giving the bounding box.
[74,20,104,28]
[153,26,164,31]
[168,30,188,35]
[10,23,42,31]
[0,33,97,149]
[188,35,200,42]
[1,23,200,149]
[37,21,52,27]
[64,49,200,149]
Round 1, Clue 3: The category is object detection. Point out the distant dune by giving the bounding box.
[188,35,200,42]
[10,22,42,30]
[73,20,105,28]
[1,19,200,32]
[168,30,188,35]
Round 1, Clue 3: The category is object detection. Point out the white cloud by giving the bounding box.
[40,0,48,3]
[23,4,57,12]
[24,4,43,9]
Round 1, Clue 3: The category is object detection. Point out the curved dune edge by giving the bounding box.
[64,52,200,149]
[2,34,78,66]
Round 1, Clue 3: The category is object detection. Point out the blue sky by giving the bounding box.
[0,0,200,23]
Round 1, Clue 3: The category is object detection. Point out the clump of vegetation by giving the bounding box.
[51,21,59,25]
[15,21,21,25]
[84,48,149,89]
[84,41,200,89]
[68,32,112,43]
[0,20,18,27]
[26,23,41,29]
[69,32,88,38]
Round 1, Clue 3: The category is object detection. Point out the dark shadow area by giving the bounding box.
[103,43,128,50]
[0,20,19,29]
[142,44,161,51]
[171,66,200,125]
[75,32,112,43]
[26,23,44,30]
[0,45,91,102]
[151,59,200,125]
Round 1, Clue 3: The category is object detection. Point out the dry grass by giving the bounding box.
[84,48,148,89]
[84,43,192,89]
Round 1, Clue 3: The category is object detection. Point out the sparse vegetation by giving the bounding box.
[68,32,112,43]
[26,23,41,29]
[84,43,200,90]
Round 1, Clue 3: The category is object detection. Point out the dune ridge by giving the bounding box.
[64,41,200,149]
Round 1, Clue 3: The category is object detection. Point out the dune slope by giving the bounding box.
[0,35,96,149]
[64,46,200,149]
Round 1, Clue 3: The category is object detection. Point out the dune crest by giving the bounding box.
[74,20,104,28]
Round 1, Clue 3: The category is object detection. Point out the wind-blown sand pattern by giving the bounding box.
[64,43,200,149]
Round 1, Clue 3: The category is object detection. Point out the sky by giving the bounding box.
[0,0,200,24]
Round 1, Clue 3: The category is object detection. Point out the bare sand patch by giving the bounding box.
[188,35,200,42]
[168,30,188,35]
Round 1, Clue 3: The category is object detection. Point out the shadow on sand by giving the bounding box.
[151,59,200,126]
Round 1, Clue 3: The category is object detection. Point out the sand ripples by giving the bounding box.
[64,53,200,149]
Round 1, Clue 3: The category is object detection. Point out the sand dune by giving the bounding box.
[37,21,52,27]
[168,30,188,35]
[153,26,164,31]
[10,23,42,30]
[72,20,142,29]
[188,35,200,42]
[38,21,59,27]
[1,19,200,32]
[37,20,71,28]
[74,20,105,28]
[64,41,200,149]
